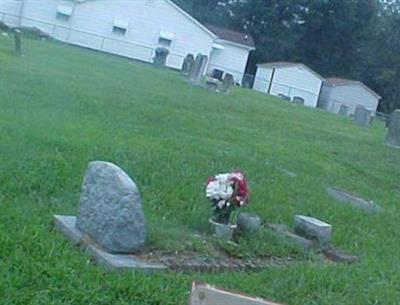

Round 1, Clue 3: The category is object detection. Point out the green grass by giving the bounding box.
[1,33,400,305]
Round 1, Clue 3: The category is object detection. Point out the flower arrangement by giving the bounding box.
[205,171,250,225]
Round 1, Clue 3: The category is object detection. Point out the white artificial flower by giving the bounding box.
[206,173,234,201]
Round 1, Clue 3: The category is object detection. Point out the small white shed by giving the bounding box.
[317,78,381,116]
[253,62,324,108]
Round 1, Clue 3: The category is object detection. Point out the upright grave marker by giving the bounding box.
[385,109,400,148]
[76,161,147,254]
[219,73,235,93]
[182,54,195,76]
[54,161,166,272]
[353,105,372,127]
[189,54,208,85]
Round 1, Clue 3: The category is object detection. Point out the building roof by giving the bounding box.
[205,24,255,48]
[325,78,381,99]
[257,62,301,69]
[257,62,325,80]
[77,1,255,49]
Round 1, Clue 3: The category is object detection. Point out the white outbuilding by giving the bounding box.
[253,62,324,108]
[0,0,255,83]
[317,78,381,116]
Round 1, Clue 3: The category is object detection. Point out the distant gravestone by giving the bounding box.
[353,105,372,127]
[338,104,349,116]
[182,54,194,76]
[13,29,22,56]
[190,283,284,305]
[385,109,400,148]
[153,47,169,68]
[294,215,332,247]
[189,54,207,85]
[327,187,382,213]
[219,73,234,93]
[188,54,201,82]
[76,161,147,254]
[194,54,208,85]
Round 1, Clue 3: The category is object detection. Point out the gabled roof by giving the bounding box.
[205,24,255,49]
[76,0,217,38]
[257,62,325,81]
[325,78,381,99]
[165,1,217,38]
[257,62,300,69]
[76,1,255,49]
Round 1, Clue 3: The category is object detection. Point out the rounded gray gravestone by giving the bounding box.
[237,213,261,233]
[76,161,147,254]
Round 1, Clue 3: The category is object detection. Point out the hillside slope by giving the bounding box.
[0,34,399,305]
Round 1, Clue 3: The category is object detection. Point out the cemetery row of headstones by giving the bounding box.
[181,53,235,94]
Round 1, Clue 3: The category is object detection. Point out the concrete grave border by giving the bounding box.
[54,215,290,273]
[54,215,167,273]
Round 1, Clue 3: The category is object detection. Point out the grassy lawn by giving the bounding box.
[1,33,400,305]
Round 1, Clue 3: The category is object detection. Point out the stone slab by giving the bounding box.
[327,187,382,213]
[54,215,167,273]
[190,283,285,305]
[294,215,332,247]
[276,167,297,178]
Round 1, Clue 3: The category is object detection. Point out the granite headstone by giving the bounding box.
[76,161,147,254]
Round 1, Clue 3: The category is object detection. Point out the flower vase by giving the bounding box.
[209,218,237,240]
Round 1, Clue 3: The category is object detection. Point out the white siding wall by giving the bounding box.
[207,41,251,83]
[269,66,322,107]
[2,0,215,69]
[325,84,379,115]
[0,0,22,27]
[253,66,272,93]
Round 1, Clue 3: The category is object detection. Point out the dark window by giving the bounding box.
[113,26,127,36]
[56,12,70,22]
[158,37,172,48]
[212,69,224,80]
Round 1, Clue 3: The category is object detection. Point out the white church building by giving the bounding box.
[0,0,255,83]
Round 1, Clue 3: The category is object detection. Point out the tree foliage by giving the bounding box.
[173,0,400,112]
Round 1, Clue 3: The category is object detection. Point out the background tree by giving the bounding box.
[173,0,399,113]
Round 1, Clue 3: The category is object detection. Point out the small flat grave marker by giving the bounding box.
[327,187,382,213]
[294,215,332,247]
[190,283,285,305]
